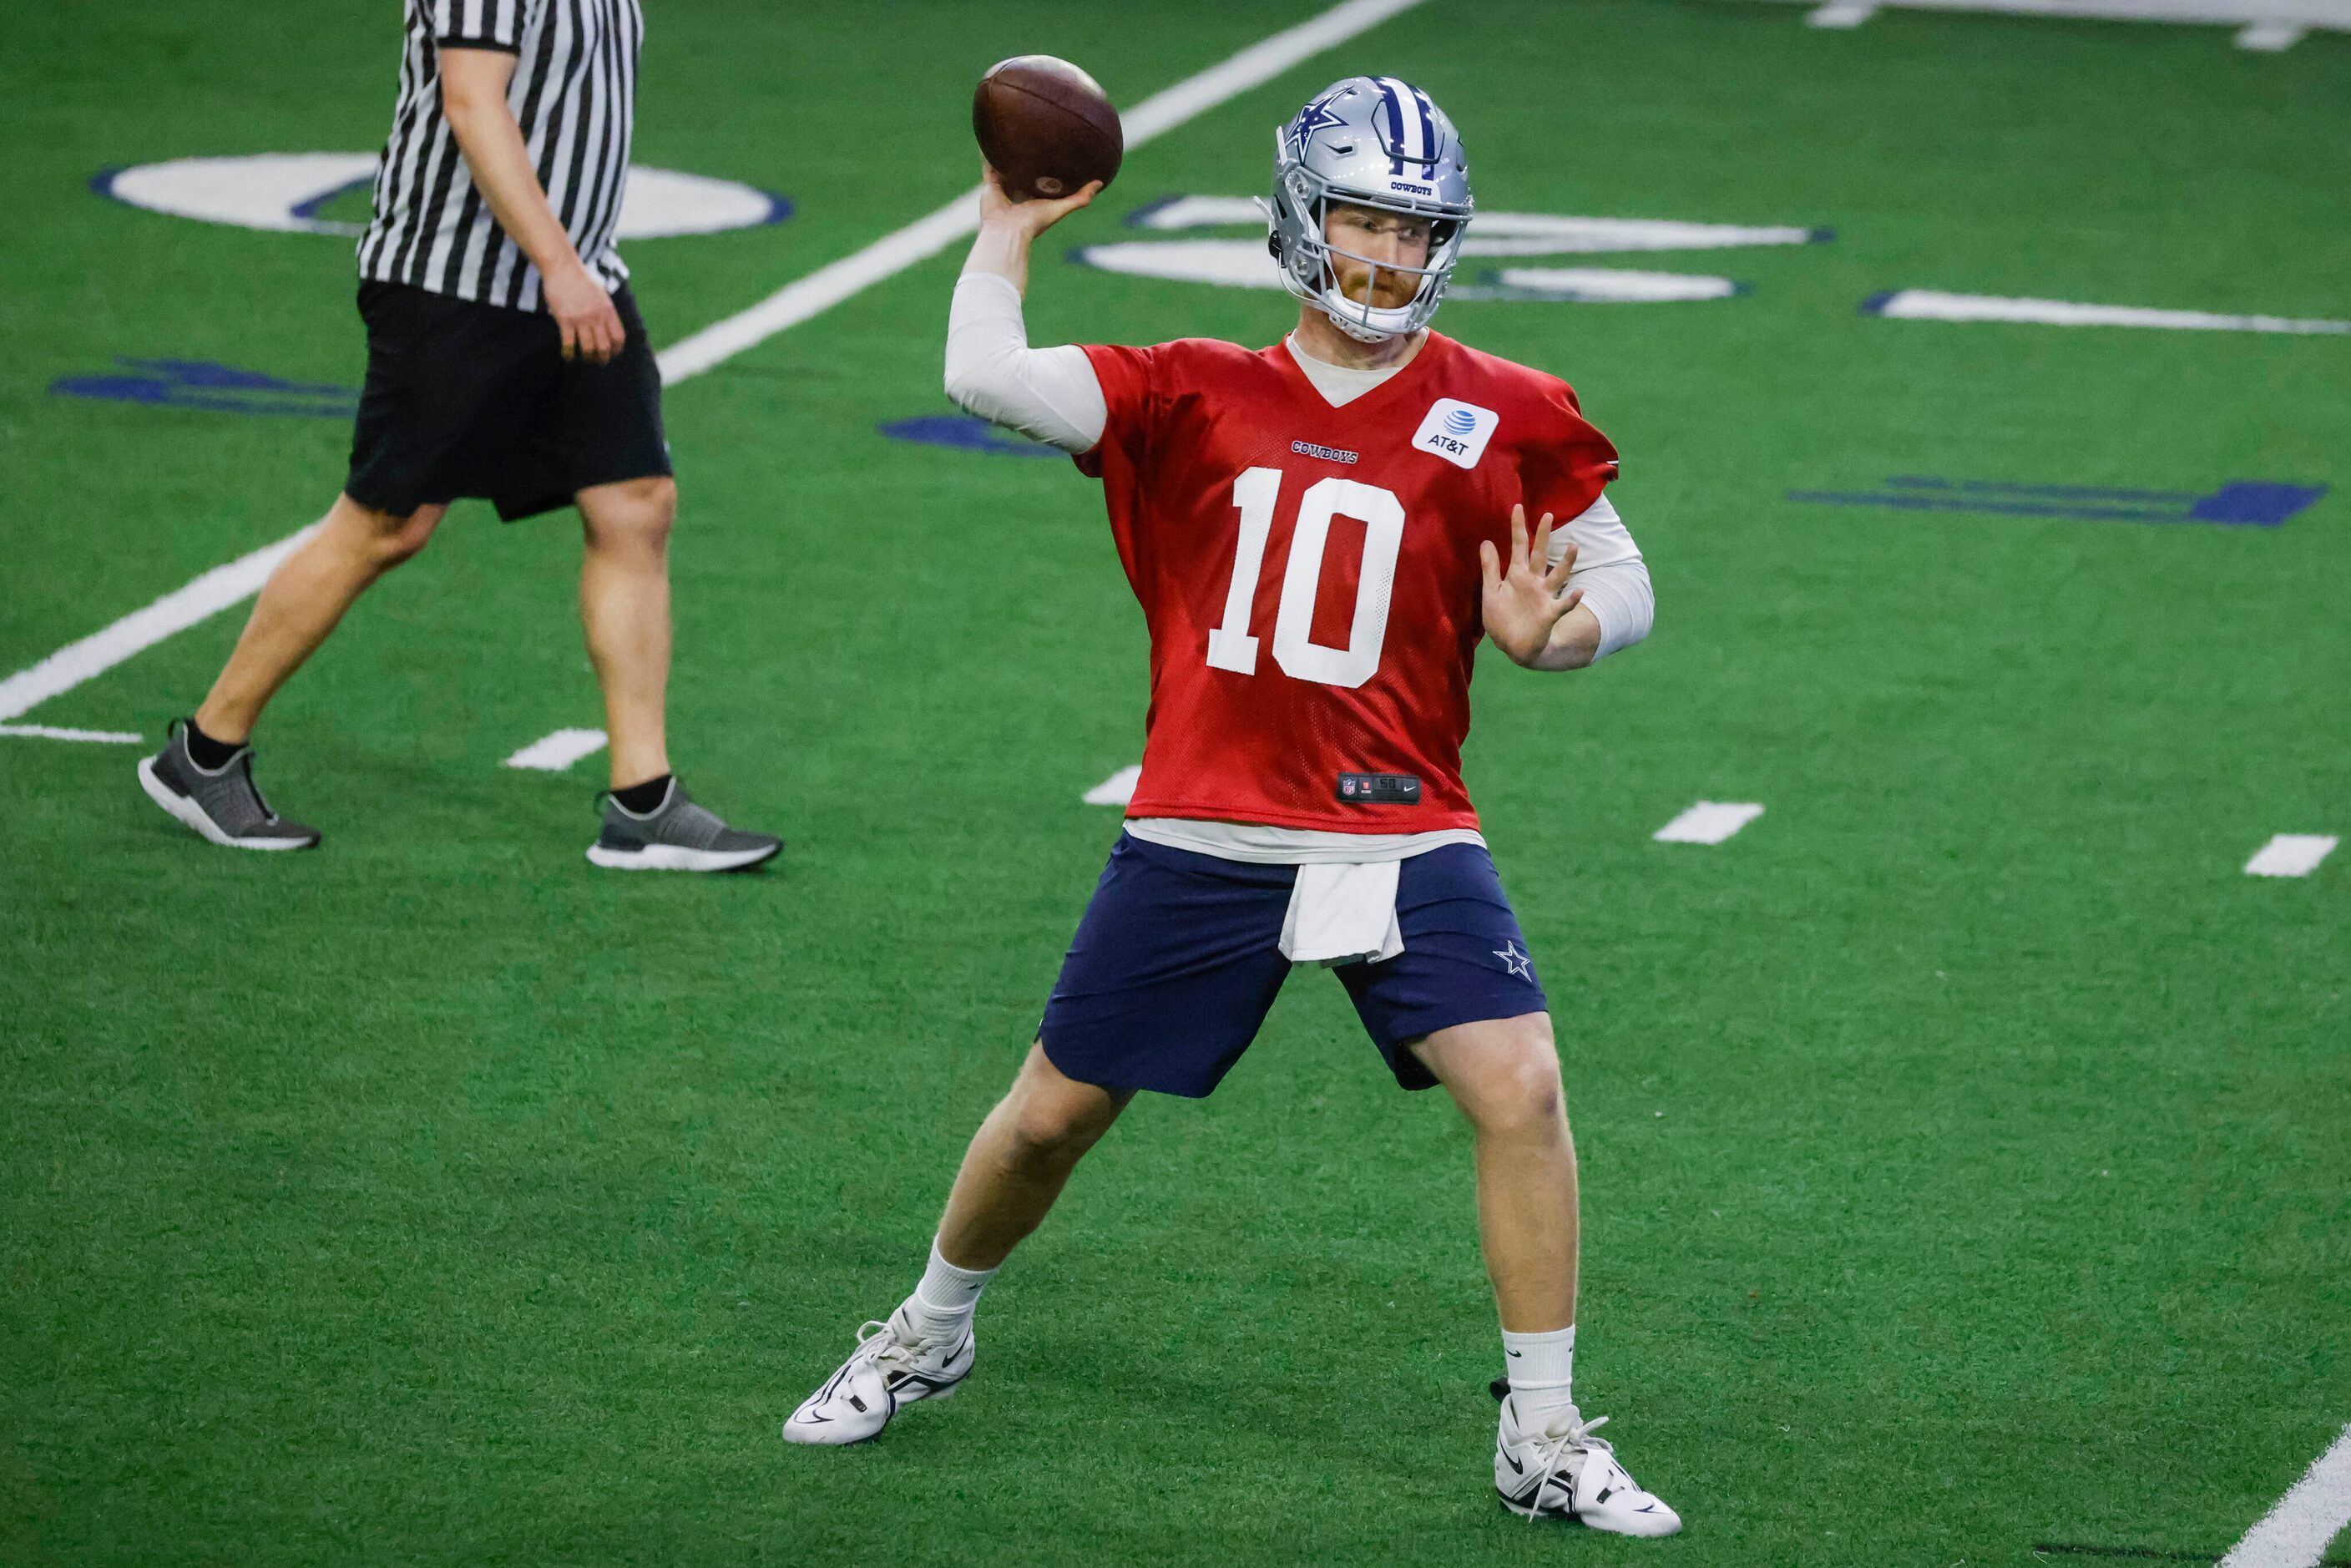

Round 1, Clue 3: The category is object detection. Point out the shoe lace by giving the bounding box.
[853,1316,953,1377]
[854,1318,916,1369]
[1525,1411,1612,1525]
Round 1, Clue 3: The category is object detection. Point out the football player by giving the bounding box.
[785,77,1677,1535]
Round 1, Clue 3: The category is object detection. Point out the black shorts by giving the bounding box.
[345,280,670,522]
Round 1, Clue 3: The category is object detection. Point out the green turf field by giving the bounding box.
[4,2,2347,1562]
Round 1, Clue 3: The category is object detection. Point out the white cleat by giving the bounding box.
[1494,1394,1682,1536]
[781,1308,974,1447]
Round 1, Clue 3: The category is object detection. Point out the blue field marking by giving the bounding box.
[51,357,357,417]
[1886,476,2203,503]
[286,173,378,225]
[1790,476,2327,526]
[1122,193,1196,228]
[878,414,1064,459]
[2187,482,2328,524]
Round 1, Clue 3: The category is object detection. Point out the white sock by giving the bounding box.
[900,1240,997,1342]
[1502,1323,1577,1424]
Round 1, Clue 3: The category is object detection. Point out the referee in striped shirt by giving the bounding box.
[137,0,779,872]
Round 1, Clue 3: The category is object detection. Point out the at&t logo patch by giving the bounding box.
[1411,398,1498,469]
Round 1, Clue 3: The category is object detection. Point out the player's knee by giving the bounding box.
[584,476,675,552]
[346,500,442,570]
[1001,1068,1120,1166]
[1004,1096,1105,1166]
[374,519,437,569]
[1470,1029,1567,1138]
[634,476,678,534]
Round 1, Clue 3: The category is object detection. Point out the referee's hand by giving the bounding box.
[544,260,625,362]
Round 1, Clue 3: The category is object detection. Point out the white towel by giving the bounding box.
[1279,860,1405,967]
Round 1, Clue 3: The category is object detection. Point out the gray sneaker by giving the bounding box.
[137,720,321,851]
[587,780,780,872]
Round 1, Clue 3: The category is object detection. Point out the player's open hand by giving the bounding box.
[545,259,624,362]
[978,164,1103,238]
[1480,503,1584,669]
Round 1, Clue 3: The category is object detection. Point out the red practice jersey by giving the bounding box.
[1075,331,1619,834]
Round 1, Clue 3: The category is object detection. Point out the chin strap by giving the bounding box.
[1317,286,1417,342]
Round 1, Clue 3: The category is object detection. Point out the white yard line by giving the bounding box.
[1758,0,2351,44]
[1654,802,1766,845]
[2243,834,2338,878]
[2,0,1425,727]
[0,723,146,744]
[1866,290,2348,334]
[1083,764,1143,807]
[2217,1424,2351,1568]
[0,524,321,722]
[2237,18,2310,43]
[652,196,981,383]
[655,0,1425,383]
[503,727,609,771]
[1115,0,1423,142]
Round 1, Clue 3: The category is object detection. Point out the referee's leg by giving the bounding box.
[196,493,446,744]
[134,494,440,851]
[571,473,778,872]
[576,475,675,791]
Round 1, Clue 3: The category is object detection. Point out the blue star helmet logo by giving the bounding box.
[1286,90,1349,162]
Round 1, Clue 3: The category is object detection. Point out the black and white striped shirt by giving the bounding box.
[358,0,642,311]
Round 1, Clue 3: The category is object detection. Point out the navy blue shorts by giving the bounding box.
[1038,834,1549,1098]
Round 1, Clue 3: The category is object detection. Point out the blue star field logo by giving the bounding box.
[1493,941,1534,981]
[1285,91,1348,161]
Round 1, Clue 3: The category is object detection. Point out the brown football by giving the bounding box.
[972,55,1123,203]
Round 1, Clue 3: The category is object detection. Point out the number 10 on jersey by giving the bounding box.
[1206,467,1407,690]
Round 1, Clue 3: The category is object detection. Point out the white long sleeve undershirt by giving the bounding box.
[943,271,1655,659]
[943,273,1106,453]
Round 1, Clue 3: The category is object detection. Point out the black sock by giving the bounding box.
[612,773,674,814]
[183,718,242,770]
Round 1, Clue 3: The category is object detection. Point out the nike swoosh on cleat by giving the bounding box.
[1502,1451,1525,1475]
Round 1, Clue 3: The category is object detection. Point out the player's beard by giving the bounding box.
[1329,256,1422,311]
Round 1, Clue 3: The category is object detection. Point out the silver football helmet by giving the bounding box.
[1266,76,1474,341]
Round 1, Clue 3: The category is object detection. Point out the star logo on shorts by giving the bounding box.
[1493,941,1534,980]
